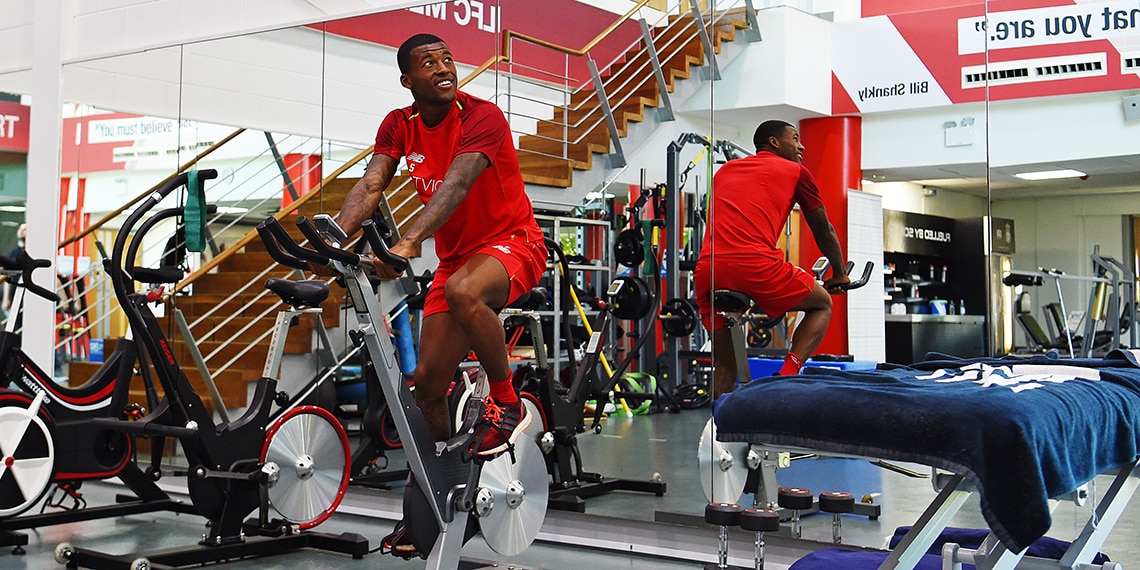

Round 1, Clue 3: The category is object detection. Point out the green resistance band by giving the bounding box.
[184,170,207,253]
[620,372,656,415]
[640,219,654,277]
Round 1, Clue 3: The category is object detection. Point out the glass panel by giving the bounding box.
[56,47,186,378]
[0,92,30,332]
[986,0,1140,358]
[857,1,991,362]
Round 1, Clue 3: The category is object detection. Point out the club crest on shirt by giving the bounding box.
[407,152,426,173]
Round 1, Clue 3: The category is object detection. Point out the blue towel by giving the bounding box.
[714,352,1140,553]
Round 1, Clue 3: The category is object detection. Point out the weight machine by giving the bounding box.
[653,134,753,389]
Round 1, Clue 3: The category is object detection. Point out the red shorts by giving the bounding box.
[694,255,815,330]
[422,233,548,318]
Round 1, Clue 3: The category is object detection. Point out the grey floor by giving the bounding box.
[4,408,1140,569]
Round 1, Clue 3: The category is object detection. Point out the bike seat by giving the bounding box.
[712,290,752,313]
[507,287,548,310]
[265,278,329,308]
[132,265,184,284]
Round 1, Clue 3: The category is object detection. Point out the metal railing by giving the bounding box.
[495,0,757,180]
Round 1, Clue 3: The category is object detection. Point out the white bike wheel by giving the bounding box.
[0,398,56,518]
[260,405,350,529]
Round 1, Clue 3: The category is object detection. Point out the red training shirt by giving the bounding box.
[697,150,825,262]
[374,91,541,263]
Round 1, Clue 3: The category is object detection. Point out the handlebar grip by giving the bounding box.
[262,217,330,266]
[11,250,61,302]
[256,219,308,271]
[362,220,408,273]
[296,216,361,266]
[839,261,874,290]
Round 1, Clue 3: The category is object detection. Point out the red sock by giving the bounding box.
[489,376,518,405]
[778,353,803,376]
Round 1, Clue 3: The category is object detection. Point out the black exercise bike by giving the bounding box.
[0,250,193,555]
[55,170,365,569]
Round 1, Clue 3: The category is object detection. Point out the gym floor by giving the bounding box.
[5,408,1140,569]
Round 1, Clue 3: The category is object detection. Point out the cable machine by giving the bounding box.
[653,133,753,389]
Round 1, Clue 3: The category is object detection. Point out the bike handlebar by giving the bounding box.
[838,261,874,290]
[361,220,409,274]
[256,217,330,269]
[0,250,60,302]
[296,216,363,267]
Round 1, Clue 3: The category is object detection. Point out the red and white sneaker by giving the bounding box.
[474,396,531,457]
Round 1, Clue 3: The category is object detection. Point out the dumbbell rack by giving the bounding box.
[743,449,882,522]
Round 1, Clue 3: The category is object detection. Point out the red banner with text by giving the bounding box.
[836,0,1140,113]
[0,101,30,153]
[316,0,643,86]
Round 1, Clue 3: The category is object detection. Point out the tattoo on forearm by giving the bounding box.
[334,156,396,235]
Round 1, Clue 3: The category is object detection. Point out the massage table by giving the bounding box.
[713,350,1140,569]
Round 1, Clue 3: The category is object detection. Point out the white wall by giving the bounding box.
[22,25,566,151]
[993,193,1138,324]
[861,103,989,173]
[848,190,884,362]
[864,181,988,219]
[681,6,832,118]
[0,0,419,75]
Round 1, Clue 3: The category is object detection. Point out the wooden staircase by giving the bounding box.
[516,10,751,188]
[69,175,419,411]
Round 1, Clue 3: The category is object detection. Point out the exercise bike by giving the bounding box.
[698,259,879,515]
[257,213,547,568]
[503,239,696,512]
[55,170,365,569]
[0,250,194,555]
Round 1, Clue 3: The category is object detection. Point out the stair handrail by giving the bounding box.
[170,144,374,295]
[57,127,247,249]
[560,2,747,130]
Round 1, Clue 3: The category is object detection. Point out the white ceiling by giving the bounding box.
[864,154,1140,200]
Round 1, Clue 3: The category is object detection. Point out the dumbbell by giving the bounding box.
[740,508,779,570]
[777,487,813,539]
[704,502,742,570]
[818,491,855,544]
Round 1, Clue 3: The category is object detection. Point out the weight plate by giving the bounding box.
[261,405,351,529]
[660,297,698,337]
[613,229,644,268]
[697,418,749,504]
[476,436,548,556]
[608,276,652,321]
[0,397,56,518]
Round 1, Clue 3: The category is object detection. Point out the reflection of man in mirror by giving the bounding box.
[315,33,546,555]
[1,222,27,322]
[694,121,849,395]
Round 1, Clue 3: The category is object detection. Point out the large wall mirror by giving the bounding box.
[11,0,738,553]
[9,0,1140,563]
